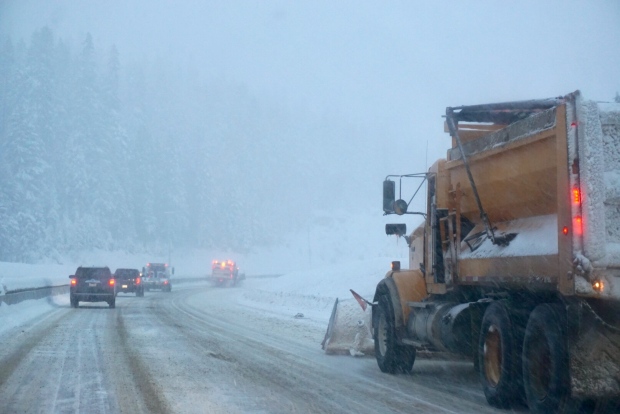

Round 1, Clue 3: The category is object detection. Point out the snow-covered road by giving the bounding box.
[0,281,507,413]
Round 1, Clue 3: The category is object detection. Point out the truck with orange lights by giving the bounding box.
[142,262,173,292]
[368,91,620,412]
[210,260,245,287]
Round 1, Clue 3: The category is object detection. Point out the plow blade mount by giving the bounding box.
[321,298,374,356]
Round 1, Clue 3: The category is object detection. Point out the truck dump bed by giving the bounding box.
[439,92,620,298]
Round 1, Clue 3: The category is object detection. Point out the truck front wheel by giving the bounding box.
[374,295,415,374]
[522,304,569,414]
[478,300,523,408]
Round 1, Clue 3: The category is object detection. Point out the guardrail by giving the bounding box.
[1,284,69,306]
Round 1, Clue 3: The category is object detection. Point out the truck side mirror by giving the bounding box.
[68,275,74,278]
[383,180,395,213]
[142,267,145,274]
[386,223,407,236]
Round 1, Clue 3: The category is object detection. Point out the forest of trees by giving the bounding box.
[0,27,379,263]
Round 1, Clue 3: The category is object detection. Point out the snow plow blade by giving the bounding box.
[321,293,374,356]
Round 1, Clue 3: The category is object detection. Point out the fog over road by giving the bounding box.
[0,283,503,413]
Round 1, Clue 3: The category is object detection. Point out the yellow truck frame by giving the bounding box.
[373,91,620,412]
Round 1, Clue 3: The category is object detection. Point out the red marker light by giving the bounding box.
[562,226,569,235]
[571,121,578,128]
[109,279,115,286]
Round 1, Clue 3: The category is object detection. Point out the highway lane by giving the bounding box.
[0,282,504,413]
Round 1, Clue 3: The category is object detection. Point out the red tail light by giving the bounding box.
[574,216,583,236]
[136,277,141,285]
[70,278,77,286]
[164,280,169,285]
[109,279,115,286]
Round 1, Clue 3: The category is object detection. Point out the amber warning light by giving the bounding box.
[573,188,581,204]
[593,280,604,293]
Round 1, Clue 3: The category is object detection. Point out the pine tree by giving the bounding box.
[0,28,59,261]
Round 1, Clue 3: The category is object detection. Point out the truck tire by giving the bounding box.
[374,295,415,374]
[478,300,523,408]
[70,294,79,308]
[522,304,569,414]
[109,297,116,308]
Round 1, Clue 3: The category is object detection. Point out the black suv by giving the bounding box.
[69,266,116,308]
[114,268,144,297]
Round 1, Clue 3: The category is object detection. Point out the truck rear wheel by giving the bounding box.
[478,300,523,408]
[522,304,569,414]
[374,295,415,374]
[109,298,116,308]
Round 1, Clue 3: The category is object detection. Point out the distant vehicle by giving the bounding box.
[142,262,173,292]
[69,266,116,308]
[114,268,144,297]
[210,260,245,287]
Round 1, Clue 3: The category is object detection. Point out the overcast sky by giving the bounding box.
[2,0,619,178]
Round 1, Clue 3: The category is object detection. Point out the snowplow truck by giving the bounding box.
[210,260,244,286]
[374,91,620,412]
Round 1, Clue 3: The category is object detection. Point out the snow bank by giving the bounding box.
[0,293,69,336]
[0,262,76,294]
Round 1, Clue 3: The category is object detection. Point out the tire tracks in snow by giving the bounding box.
[111,305,171,414]
[0,307,65,388]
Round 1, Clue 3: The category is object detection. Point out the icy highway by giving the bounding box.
[0,283,505,413]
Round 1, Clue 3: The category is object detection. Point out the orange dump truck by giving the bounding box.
[373,91,620,412]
